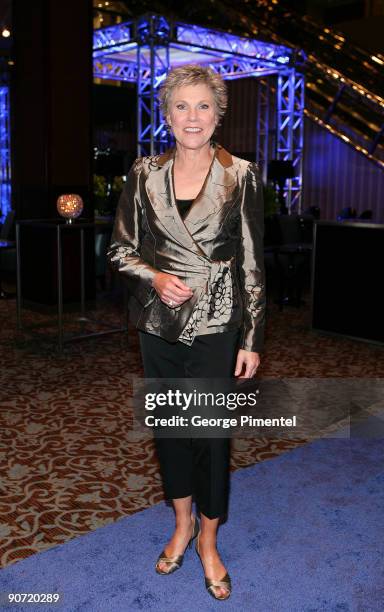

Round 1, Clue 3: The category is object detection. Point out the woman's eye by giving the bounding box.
[200,103,209,109]
[176,104,185,110]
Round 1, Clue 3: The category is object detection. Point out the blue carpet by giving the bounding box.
[0,438,383,612]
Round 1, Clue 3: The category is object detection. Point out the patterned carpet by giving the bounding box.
[1,290,383,568]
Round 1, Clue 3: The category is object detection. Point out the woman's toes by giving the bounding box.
[213,586,228,599]
[157,559,170,573]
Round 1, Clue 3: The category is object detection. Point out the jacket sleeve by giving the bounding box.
[107,159,158,307]
[236,162,266,352]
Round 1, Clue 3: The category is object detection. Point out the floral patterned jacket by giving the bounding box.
[107,143,266,352]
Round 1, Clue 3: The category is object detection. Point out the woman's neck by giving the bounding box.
[174,142,215,170]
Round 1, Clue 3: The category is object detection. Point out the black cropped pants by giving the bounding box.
[139,328,240,519]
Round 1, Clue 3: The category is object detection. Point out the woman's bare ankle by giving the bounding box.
[175,512,194,529]
[198,532,217,547]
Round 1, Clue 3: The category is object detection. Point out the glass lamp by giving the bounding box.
[56,194,84,224]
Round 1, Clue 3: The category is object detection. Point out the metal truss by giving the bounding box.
[0,86,11,223]
[174,23,291,64]
[198,59,282,81]
[93,15,306,210]
[93,21,133,53]
[277,71,305,212]
[135,16,171,156]
[93,60,137,82]
[256,78,271,184]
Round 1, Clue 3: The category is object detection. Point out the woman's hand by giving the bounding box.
[234,349,260,378]
[152,271,194,308]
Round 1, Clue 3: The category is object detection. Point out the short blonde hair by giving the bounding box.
[158,64,228,126]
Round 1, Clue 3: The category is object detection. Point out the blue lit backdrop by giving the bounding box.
[0,86,11,223]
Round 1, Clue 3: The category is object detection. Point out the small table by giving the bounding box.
[0,239,15,298]
[16,219,128,352]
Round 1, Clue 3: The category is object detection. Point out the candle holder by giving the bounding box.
[56,194,84,224]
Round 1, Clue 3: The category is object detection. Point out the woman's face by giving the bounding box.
[166,83,218,150]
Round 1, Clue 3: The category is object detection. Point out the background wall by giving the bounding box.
[216,77,384,223]
[302,117,384,223]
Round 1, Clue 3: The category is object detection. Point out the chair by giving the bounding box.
[273,214,314,309]
[277,214,301,244]
[359,209,372,220]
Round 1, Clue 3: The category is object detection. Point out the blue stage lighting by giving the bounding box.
[92,15,306,212]
[0,86,11,223]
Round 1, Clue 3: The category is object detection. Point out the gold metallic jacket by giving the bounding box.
[107,143,266,352]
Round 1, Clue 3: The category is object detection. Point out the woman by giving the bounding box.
[107,64,266,600]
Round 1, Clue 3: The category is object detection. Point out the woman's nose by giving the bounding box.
[187,107,197,121]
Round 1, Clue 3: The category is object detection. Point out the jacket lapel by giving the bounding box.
[144,144,235,255]
[184,147,237,227]
[145,152,203,254]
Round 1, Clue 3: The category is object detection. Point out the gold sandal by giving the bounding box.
[195,532,232,600]
[155,515,200,575]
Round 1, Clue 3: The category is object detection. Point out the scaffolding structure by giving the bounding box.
[94,13,306,211]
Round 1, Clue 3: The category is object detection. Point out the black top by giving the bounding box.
[176,198,194,219]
